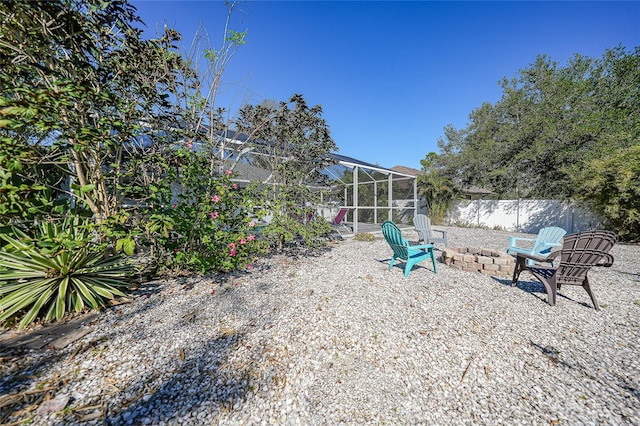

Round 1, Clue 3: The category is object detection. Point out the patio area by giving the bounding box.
[2,225,638,425]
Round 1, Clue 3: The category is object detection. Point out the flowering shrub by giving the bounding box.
[149,144,266,274]
[171,174,265,273]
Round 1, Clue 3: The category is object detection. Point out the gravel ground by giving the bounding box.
[1,226,639,425]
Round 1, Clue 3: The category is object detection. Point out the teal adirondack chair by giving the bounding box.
[381,221,437,277]
[506,226,567,265]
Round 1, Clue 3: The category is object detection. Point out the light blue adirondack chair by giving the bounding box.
[506,226,567,265]
[381,221,437,277]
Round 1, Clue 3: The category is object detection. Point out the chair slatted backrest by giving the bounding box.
[531,226,567,256]
[382,221,409,260]
[556,230,617,286]
[333,208,349,225]
[414,214,432,239]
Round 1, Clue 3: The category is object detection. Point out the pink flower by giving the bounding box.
[209,211,219,219]
[231,184,238,189]
[228,242,236,249]
[229,249,237,257]
[239,238,246,245]
[246,263,252,270]
[172,203,177,208]
[185,141,193,148]
[248,221,255,228]
[247,235,255,241]
[212,195,220,203]
[225,169,233,176]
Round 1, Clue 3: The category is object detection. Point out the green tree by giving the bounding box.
[435,46,640,239]
[117,1,251,262]
[237,94,337,250]
[0,0,179,231]
[163,1,248,177]
[0,0,184,326]
[574,145,640,242]
[418,152,457,224]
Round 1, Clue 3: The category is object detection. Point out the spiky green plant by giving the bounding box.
[0,221,132,329]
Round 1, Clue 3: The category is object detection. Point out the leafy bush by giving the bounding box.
[573,145,640,242]
[353,232,376,242]
[0,218,132,329]
[450,220,478,229]
[150,153,267,273]
[260,210,332,251]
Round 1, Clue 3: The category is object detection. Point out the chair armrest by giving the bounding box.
[433,229,448,238]
[595,253,614,267]
[411,243,434,250]
[509,237,536,245]
[515,251,556,264]
[539,241,562,250]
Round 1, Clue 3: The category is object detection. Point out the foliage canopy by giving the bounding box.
[426,46,640,240]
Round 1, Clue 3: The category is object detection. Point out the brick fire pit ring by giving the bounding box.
[442,246,514,278]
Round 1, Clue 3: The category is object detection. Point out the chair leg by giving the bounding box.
[404,263,412,277]
[512,256,526,286]
[582,277,600,311]
[404,258,419,277]
[539,276,557,306]
[530,273,557,307]
[547,283,557,306]
[430,249,437,274]
[389,256,396,271]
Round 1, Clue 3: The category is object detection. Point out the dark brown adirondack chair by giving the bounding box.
[511,230,617,310]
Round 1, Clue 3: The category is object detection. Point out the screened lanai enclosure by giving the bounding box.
[232,152,418,235]
[309,153,418,235]
[185,129,419,235]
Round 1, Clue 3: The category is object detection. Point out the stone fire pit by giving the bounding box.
[442,246,515,278]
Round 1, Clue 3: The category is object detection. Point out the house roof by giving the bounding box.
[232,161,273,183]
[195,129,417,182]
[391,165,423,177]
[328,153,416,178]
[461,185,494,196]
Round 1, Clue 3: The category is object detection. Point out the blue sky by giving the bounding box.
[131,1,640,170]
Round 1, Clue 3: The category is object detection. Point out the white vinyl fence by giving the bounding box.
[445,199,603,234]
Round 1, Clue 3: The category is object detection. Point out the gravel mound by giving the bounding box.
[2,226,639,425]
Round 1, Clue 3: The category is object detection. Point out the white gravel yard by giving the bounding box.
[2,226,639,425]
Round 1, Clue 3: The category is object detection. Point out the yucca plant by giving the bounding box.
[0,219,133,329]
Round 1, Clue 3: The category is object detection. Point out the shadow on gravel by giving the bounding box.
[529,340,640,405]
[492,277,616,309]
[0,287,174,424]
[0,346,67,422]
[105,332,250,425]
[374,257,438,275]
[493,277,547,298]
[618,270,640,282]
[95,283,290,425]
[262,243,334,261]
[494,277,599,309]
[1,265,289,424]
